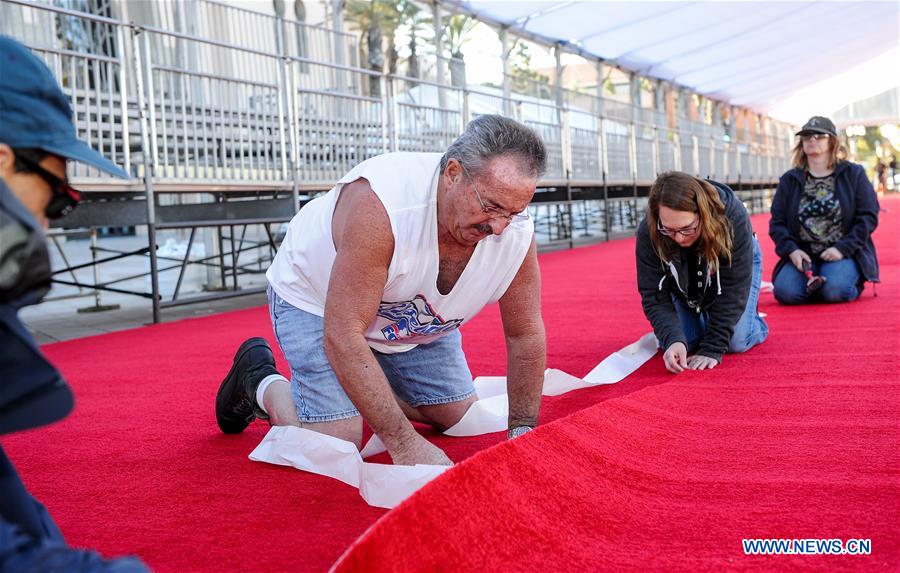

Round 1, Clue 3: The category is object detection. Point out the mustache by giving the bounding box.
[475,223,494,235]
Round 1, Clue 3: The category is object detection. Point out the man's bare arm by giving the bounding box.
[498,237,546,432]
[324,179,450,465]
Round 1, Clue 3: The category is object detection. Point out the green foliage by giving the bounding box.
[853,126,897,175]
[445,14,477,58]
[509,42,551,99]
[344,0,400,38]
[603,76,616,96]
[345,0,439,79]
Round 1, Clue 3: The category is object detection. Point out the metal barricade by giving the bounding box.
[138,27,291,187]
[294,58,384,185]
[697,134,712,179]
[739,145,751,181]
[390,76,464,153]
[2,0,792,322]
[564,90,602,183]
[568,113,602,182]
[712,138,727,180]
[679,131,697,177]
[657,127,678,174]
[603,119,631,182]
[522,115,565,181]
[634,123,655,182]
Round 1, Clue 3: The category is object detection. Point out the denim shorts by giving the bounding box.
[267,287,475,423]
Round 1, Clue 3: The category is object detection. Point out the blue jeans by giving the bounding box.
[673,237,769,354]
[773,258,862,305]
[268,287,475,423]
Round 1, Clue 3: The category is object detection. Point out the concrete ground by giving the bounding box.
[21,289,268,344]
[20,231,270,344]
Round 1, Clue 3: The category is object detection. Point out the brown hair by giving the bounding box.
[647,172,733,272]
[791,135,844,170]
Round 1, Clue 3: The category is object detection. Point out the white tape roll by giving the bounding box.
[249,332,658,508]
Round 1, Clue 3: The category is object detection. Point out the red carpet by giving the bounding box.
[334,198,900,572]
[3,198,898,572]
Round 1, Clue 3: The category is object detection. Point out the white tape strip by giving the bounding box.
[447,332,659,434]
[249,427,449,509]
[249,332,658,508]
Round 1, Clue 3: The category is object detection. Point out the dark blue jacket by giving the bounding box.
[0,182,147,571]
[769,161,879,282]
[0,179,73,436]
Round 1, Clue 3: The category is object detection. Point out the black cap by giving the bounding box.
[796,116,837,137]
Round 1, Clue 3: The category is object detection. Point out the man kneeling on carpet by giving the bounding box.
[636,172,769,373]
[216,115,548,466]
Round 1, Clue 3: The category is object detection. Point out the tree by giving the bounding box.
[509,42,551,100]
[344,0,400,96]
[445,14,476,87]
[395,0,430,79]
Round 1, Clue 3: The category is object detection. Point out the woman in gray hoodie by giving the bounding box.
[636,172,769,373]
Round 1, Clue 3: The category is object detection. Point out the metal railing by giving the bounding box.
[2,0,786,321]
[2,0,794,190]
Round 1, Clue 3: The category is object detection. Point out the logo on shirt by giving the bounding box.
[377,295,463,341]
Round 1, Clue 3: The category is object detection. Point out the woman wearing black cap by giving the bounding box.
[769,116,879,304]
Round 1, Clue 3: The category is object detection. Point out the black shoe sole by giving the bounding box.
[215,337,272,434]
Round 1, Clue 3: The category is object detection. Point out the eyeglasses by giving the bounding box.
[460,164,529,224]
[657,217,700,238]
[800,133,831,142]
[14,154,81,219]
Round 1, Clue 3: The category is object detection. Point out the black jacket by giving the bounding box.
[769,161,879,282]
[636,180,754,362]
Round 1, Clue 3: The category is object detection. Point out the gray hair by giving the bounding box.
[440,115,547,180]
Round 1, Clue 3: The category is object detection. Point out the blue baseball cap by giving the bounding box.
[0,35,130,179]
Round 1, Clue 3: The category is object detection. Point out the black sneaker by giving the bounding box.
[215,337,278,434]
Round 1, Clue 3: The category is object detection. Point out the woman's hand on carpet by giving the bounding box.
[389,435,453,467]
[663,343,688,373]
[686,355,718,370]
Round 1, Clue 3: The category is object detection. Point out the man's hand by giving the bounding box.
[789,249,811,271]
[388,434,453,467]
[499,238,546,439]
[820,247,844,262]
[686,355,718,370]
[663,342,688,373]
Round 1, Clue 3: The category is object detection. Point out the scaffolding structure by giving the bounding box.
[2,0,789,321]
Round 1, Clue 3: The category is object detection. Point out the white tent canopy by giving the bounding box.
[832,87,900,127]
[444,1,900,116]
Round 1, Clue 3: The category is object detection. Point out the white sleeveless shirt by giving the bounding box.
[266,152,534,354]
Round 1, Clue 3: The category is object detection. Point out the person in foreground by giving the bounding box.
[769,116,879,304]
[0,36,147,572]
[216,115,548,466]
[636,172,768,374]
